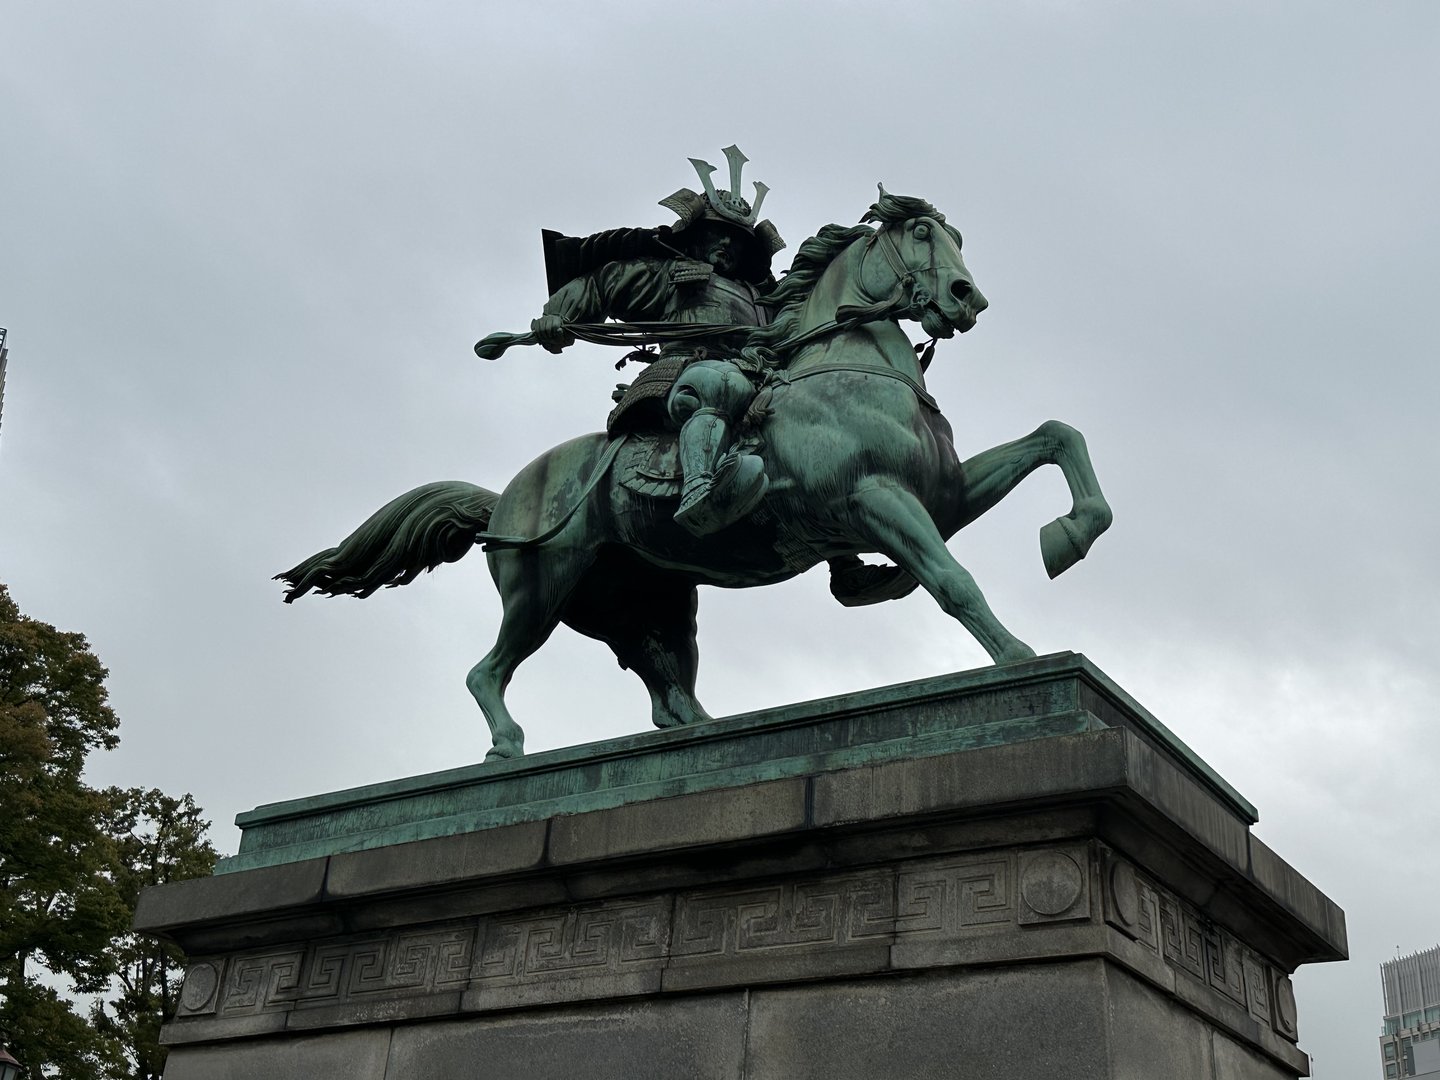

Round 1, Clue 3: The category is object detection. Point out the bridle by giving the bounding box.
[864,219,948,325]
[477,222,955,549]
[755,218,957,359]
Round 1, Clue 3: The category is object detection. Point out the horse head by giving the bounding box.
[856,189,988,341]
[747,190,988,365]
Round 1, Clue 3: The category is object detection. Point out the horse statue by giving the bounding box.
[277,192,1112,760]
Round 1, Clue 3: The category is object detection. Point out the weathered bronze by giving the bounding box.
[279,148,1113,760]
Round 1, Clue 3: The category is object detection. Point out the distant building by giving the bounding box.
[0,327,8,443]
[1380,945,1440,1078]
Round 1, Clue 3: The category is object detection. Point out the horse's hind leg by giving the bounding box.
[467,546,589,761]
[622,586,713,730]
[851,484,1037,665]
[952,420,1113,579]
[562,554,713,730]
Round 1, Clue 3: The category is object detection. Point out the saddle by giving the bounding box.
[614,427,770,502]
[615,432,684,499]
[613,434,916,606]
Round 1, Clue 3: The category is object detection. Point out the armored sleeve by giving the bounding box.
[541,258,677,323]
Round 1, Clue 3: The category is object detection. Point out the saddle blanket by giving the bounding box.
[616,433,683,499]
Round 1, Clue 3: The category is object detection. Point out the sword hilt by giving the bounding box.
[474,330,539,360]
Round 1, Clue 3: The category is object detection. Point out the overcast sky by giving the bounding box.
[2,2,1437,1075]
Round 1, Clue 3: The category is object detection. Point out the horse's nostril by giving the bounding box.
[951,280,973,301]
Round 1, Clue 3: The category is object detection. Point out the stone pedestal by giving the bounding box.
[137,653,1346,1079]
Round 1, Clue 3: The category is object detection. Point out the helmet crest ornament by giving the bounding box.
[657,145,785,262]
[687,144,769,226]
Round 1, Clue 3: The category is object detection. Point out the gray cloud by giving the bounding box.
[2,3,1436,1074]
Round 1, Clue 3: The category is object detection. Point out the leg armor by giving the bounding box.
[666,359,768,536]
[827,554,920,606]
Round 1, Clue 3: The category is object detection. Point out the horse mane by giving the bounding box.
[862,187,966,255]
[746,189,961,358]
[747,224,874,352]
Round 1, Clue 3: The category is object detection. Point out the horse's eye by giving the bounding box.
[913,222,931,240]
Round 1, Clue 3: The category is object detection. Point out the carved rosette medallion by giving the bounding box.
[178,961,220,1015]
[1017,848,1089,923]
[162,839,1308,1053]
[1108,859,1140,928]
[1273,974,1299,1039]
[1099,847,1299,1045]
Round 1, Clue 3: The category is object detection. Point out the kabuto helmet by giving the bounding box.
[656,145,786,284]
[543,145,786,293]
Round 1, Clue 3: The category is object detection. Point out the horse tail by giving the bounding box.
[276,481,499,602]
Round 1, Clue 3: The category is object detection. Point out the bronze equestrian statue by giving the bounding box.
[278,148,1113,761]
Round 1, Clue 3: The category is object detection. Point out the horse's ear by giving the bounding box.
[860,182,888,224]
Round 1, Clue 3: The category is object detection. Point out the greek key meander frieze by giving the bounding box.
[304,927,471,1001]
[473,898,670,985]
[1102,851,1297,1044]
[674,872,895,956]
[197,924,474,1018]
[671,856,1019,959]
[175,842,1290,1044]
[178,849,1051,1022]
[212,950,303,1016]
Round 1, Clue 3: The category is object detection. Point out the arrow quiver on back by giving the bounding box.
[606,354,688,435]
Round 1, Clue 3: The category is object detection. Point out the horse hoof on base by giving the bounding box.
[998,642,1039,663]
[652,702,716,729]
[484,739,524,762]
[1040,516,1086,579]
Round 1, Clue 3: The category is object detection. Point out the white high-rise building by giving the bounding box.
[0,327,8,443]
[1381,945,1440,1078]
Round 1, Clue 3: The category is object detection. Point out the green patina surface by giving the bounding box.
[279,153,1117,766]
[217,653,1253,875]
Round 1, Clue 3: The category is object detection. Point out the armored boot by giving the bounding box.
[828,555,921,606]
[673,409,768,536]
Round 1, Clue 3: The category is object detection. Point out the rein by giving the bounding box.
[578,227,949,411]
[473,224,948,551]
[753,224,945,412]
[873,222,945,325]
[475,436,629,551]
[765,362,939,412]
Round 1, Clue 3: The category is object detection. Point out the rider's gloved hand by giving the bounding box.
[531,314,575,354]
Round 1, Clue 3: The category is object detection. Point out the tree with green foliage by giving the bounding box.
[0,586,216,1079]
[91,789,216,1080]
[0,584,127,1077]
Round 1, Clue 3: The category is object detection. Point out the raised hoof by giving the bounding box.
[1040,516,1086,579]
[1041,498,1113,579]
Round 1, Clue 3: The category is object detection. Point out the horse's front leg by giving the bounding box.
[847,484,1036,664]
[951,420,1113,579]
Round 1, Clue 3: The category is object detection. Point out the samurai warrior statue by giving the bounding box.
[504,146,913,603]
[530,145,783,536]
